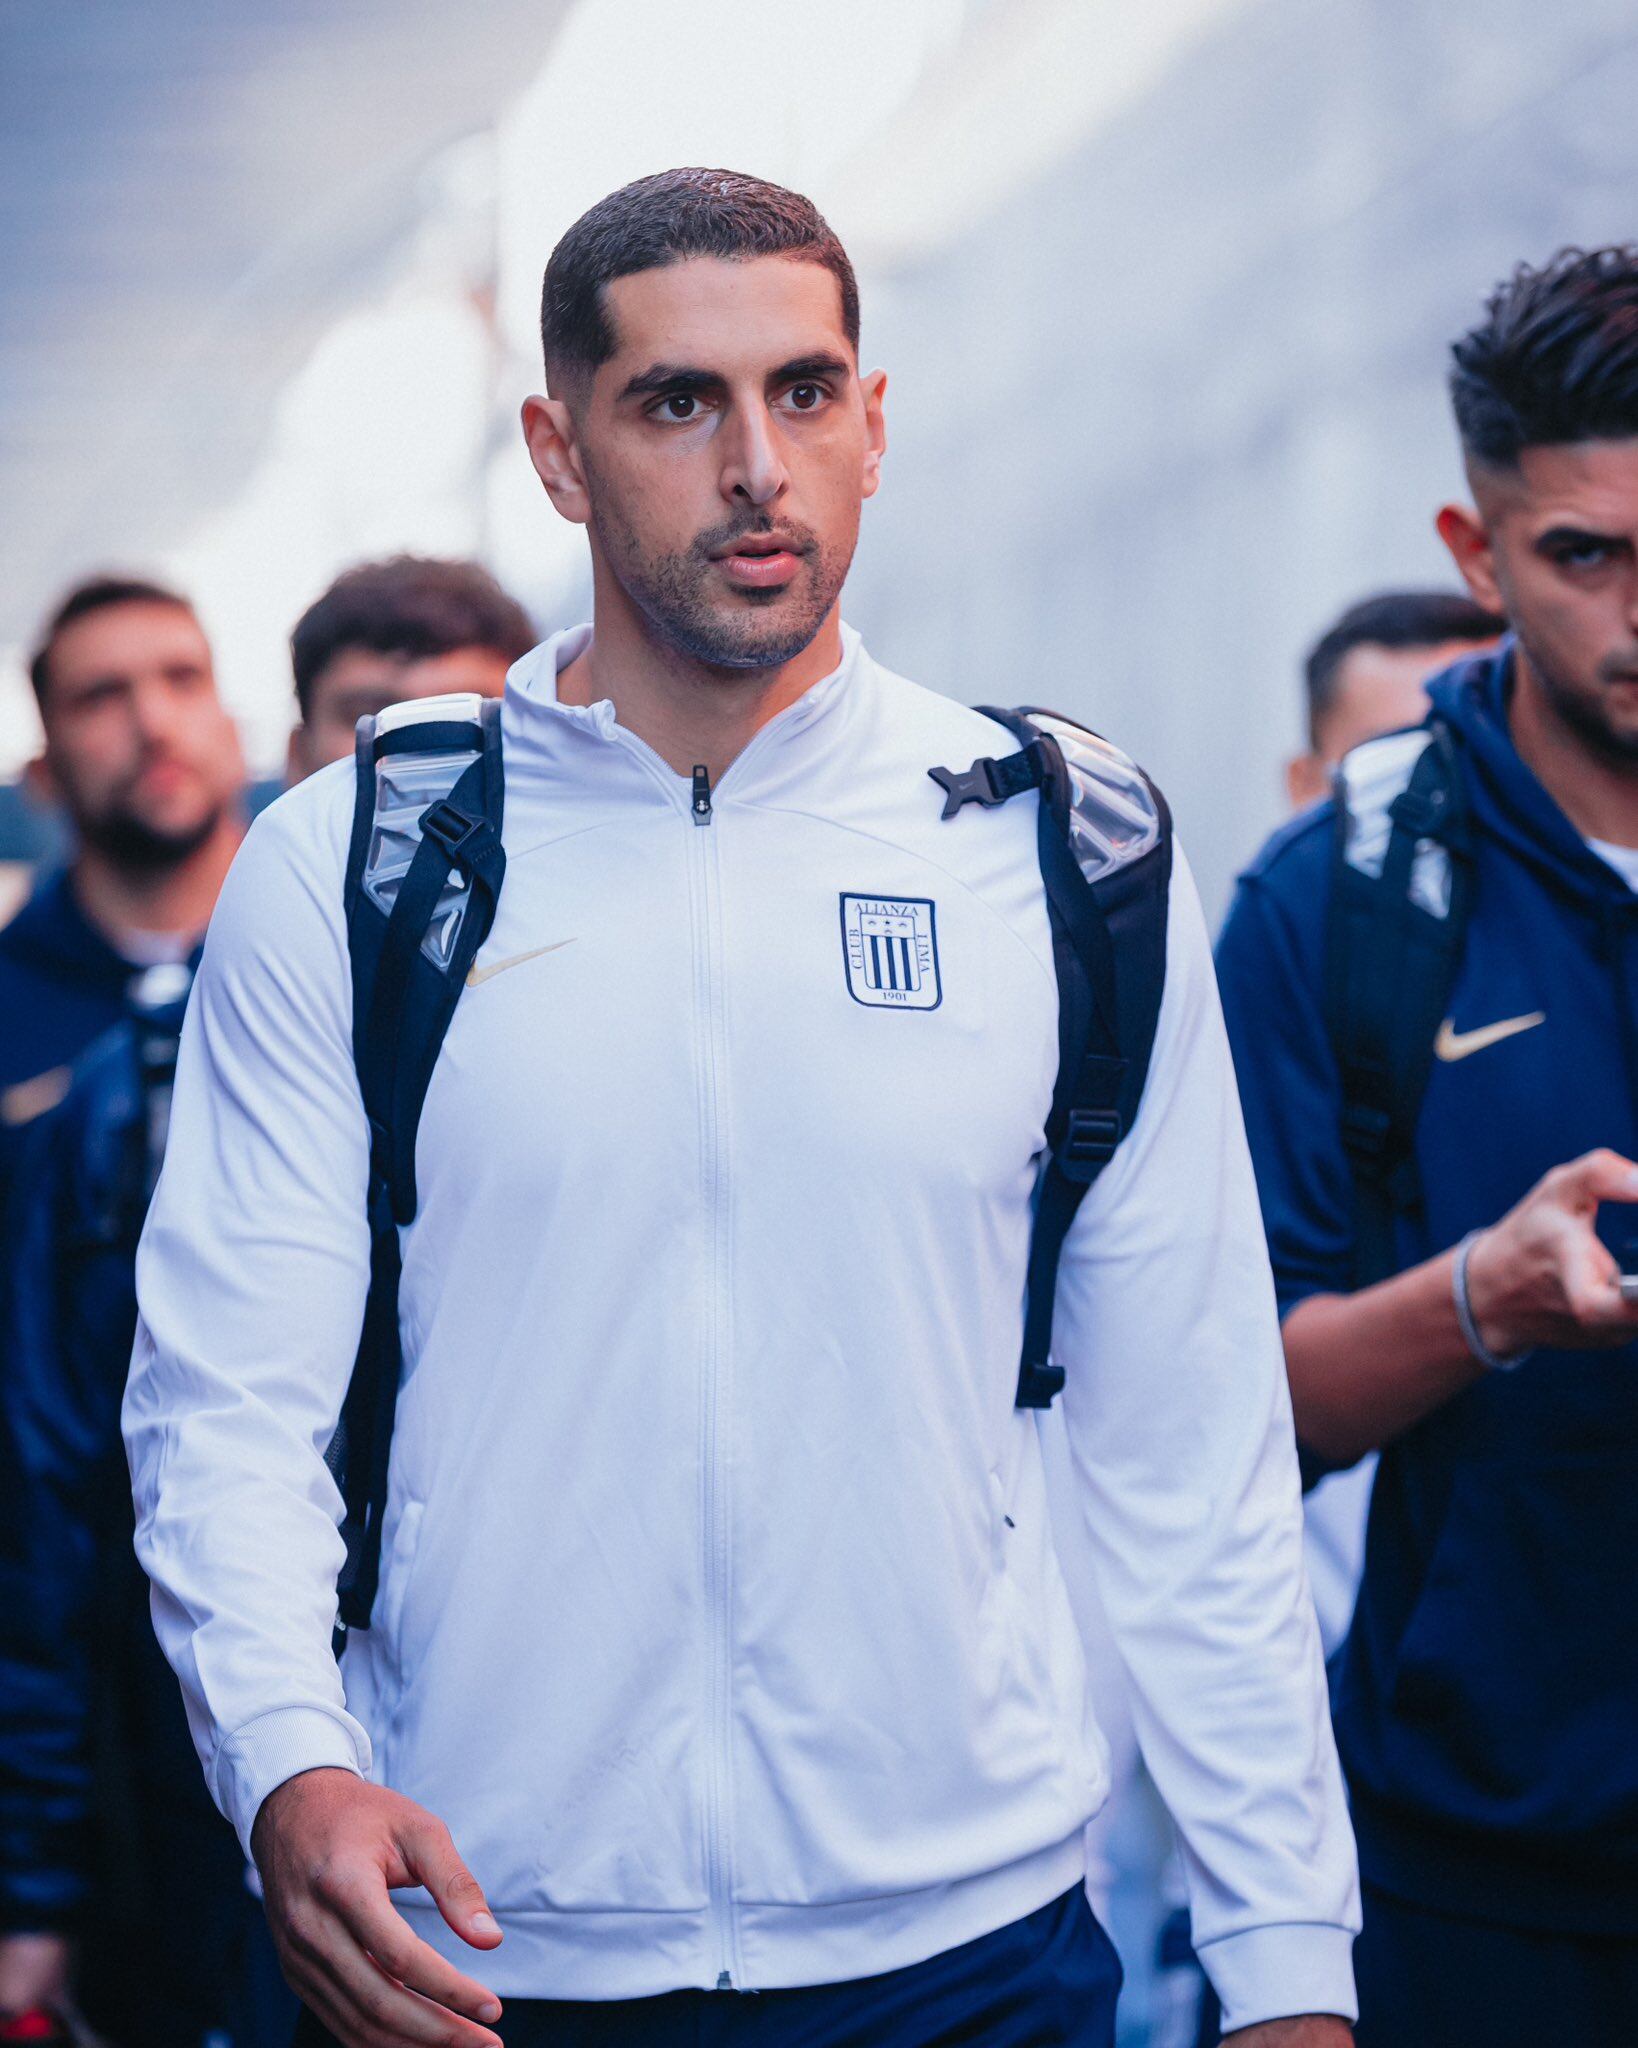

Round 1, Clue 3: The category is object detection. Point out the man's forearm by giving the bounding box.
[1283,1249,1486,1466]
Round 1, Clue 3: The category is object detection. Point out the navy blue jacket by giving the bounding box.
[0,872,139,1108]
[0,1009,279,2043]
[1216,643,1638,1934]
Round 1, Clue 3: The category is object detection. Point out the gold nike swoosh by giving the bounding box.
[466,939,575,988]
[1434,1011,1546,1062]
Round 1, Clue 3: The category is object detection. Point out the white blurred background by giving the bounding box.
[4,0,1638,915]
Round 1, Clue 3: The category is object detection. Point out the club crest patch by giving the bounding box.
[840,894,942,1010]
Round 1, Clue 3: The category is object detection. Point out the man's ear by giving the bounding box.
[860,369,887,500]
[285,725,312,788]
[1286,751,1330,811]
[23,752,58,809]
[522,394,592,527]
[1435,500,1505,615]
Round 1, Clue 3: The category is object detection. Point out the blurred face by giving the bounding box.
[290,645,512,780]
[36,601,243,867]
[1439,439,1638,763]
[1285,637,1497,808]
[525,255,886,670]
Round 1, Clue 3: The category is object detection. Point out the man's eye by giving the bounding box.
[787,383,825,411]
[1555,538,1615,568]
[659,393,701,421]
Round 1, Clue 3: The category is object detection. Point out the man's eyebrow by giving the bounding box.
[773,352,852,383]
[618,363,726,401]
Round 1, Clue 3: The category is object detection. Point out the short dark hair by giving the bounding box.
[290,556,536,720]
[540,167,860,389]
[1450,245,1638,468]
[1303,590,1504,747]
[28,573,197,708]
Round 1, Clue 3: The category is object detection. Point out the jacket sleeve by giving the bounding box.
[122,776,374,1857]
[0,1107,96,1932]
[1213,856,1357,1318]
[1052,844,1360,2036]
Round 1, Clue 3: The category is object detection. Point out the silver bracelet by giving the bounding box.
[1453,1230,1532,1373]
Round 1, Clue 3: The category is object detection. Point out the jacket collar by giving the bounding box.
[1427,640,1636,911]
[502,621,864,797]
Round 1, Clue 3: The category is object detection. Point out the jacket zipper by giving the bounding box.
[608,718,812,1993]
[687,770,741,1990]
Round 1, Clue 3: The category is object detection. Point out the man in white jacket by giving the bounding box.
[124,168,1359,2048]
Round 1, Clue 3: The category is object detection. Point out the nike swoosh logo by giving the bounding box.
[1434,1011,1546,1061]
[466,939,575,988]
[0,1065,72,1126]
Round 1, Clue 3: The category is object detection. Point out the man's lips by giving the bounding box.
[712,534,807,589]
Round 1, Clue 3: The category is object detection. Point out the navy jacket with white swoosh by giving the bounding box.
[1217,641,1638,1933]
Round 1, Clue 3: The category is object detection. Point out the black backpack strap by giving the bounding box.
[332,698,506,1642]
[932,707,1172,1409]
[1324,719,1472,1286]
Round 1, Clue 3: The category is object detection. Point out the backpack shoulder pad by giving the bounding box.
[1333,721,1459,920]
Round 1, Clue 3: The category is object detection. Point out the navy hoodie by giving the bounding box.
[1216,642,1638,1934]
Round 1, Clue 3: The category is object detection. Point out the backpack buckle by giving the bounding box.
[1058,1106,1123,1181]
[928,745,1046,819]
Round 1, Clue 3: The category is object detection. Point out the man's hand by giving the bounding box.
[1224,2020,1353,2046]
[1467,1148,1638,1355]
[252,1766,504,2048]
[0,1930,71,2019]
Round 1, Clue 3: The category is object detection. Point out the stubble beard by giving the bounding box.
[79,796,225,874]
[591,498,851,674]
[1522,628,1638,769]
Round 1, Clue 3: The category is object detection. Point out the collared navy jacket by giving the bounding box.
[0,871,139,1114]
[1216,642,1638,1934]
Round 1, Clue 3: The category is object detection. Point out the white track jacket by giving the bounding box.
[124,627,1359,2030]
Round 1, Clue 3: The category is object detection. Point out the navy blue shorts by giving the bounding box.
[295,1884,1121,2046]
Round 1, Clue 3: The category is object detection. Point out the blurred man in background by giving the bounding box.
[0,578,245,1145]
[287,555,535,781]
[1216,245,1638,2047]
[1286,589,1503,1663]
[0,558,530,2045]
[1286,592,1506,811]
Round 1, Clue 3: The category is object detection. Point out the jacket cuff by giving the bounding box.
[1197,1921,1358,2034]
[212,1705,370,1861]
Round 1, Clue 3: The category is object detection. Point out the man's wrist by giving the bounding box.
[1455,1229,1532,1369]
[1223,2019,1353,2046]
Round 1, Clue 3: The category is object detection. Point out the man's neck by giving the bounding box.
[1509,647,1638,848]
[71,811,244,958]
[556,571,846,781]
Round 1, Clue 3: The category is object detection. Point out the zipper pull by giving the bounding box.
[691,763,713,826]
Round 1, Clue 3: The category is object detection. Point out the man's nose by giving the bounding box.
[719,403,787,508]
[132,676,187,745]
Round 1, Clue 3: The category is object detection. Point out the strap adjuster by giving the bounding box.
[1339,1099,1392,1163]
[1016,1359,1067,1409]
[1389,784,1448,839]
[420,798,485,859]
[1058,1107,1123,1181]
